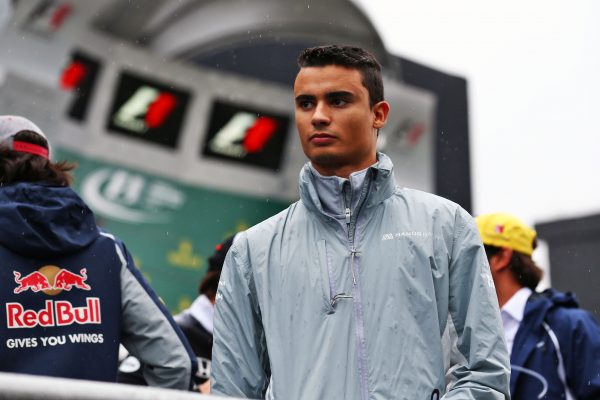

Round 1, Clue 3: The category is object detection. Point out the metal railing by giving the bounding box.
[0,372,240,400]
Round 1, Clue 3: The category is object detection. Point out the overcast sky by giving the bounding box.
[354,0,600,227]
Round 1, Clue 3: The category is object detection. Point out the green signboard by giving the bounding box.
[56,148,290,313]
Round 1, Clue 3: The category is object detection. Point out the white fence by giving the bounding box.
[0,372,242,400]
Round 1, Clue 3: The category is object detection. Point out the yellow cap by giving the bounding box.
[475,213,537,256]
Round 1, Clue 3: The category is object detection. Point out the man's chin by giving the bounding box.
[310,152,343,168]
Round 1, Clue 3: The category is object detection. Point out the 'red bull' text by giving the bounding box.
[6,298,101,329]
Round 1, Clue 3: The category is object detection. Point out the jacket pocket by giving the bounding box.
[317,240,335,314]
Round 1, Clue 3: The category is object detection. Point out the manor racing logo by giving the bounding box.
[7,266,101,329]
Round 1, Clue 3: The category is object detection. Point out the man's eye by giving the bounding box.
[331,98,347,106]
[299,101,314,109]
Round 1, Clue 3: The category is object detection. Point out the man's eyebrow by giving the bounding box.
[324,91,356,103]
[295,94,315,102]
[325,91,354,99]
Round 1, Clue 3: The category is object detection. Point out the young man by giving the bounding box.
[477,212,600,399]
[211,45,510,399]
[0,115,196,389]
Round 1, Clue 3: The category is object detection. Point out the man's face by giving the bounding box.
[293,65,388,177]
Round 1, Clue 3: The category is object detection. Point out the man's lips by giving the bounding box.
[309,133,337,144]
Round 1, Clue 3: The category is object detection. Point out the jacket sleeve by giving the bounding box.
[562,309,600,399]
[443,208,511,400]
[211,233,270,398]
[115,239,197,390]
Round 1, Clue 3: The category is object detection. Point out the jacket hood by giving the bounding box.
[523,288,580,327]
[540,287,579,308]
[0,183,99,258]
[299,152,396,216]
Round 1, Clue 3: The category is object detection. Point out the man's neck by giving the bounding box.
[496,280,523,308]
[311,157,377,179]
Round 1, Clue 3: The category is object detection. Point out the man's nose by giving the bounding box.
[311,102,330,127]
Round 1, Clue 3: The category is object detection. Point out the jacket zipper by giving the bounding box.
[343,178,370,400]
[344,206,357,285]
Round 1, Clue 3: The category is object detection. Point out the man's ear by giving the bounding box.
[489,248,513,273]
[372,101,390,129]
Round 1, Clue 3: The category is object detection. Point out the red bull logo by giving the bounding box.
[8,266,100,330]
[13,266,90,295]
[12,271,52,294]
[54,268,91,291]
[6,298,101,329]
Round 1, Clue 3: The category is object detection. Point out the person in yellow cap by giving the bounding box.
[476,212,600,400]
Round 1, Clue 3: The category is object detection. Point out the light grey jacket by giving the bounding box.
[212,153,510,400]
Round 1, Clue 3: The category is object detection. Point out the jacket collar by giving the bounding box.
[502,287,532,324]
[299,152,396,217]
[509,291,555,394]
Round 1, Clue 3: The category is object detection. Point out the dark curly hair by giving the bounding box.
[0,130,75,186]
[484,242,544,290]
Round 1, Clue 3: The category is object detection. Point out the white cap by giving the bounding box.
[0,115,51,158]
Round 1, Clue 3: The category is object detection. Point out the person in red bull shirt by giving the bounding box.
[0,115,197,389]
